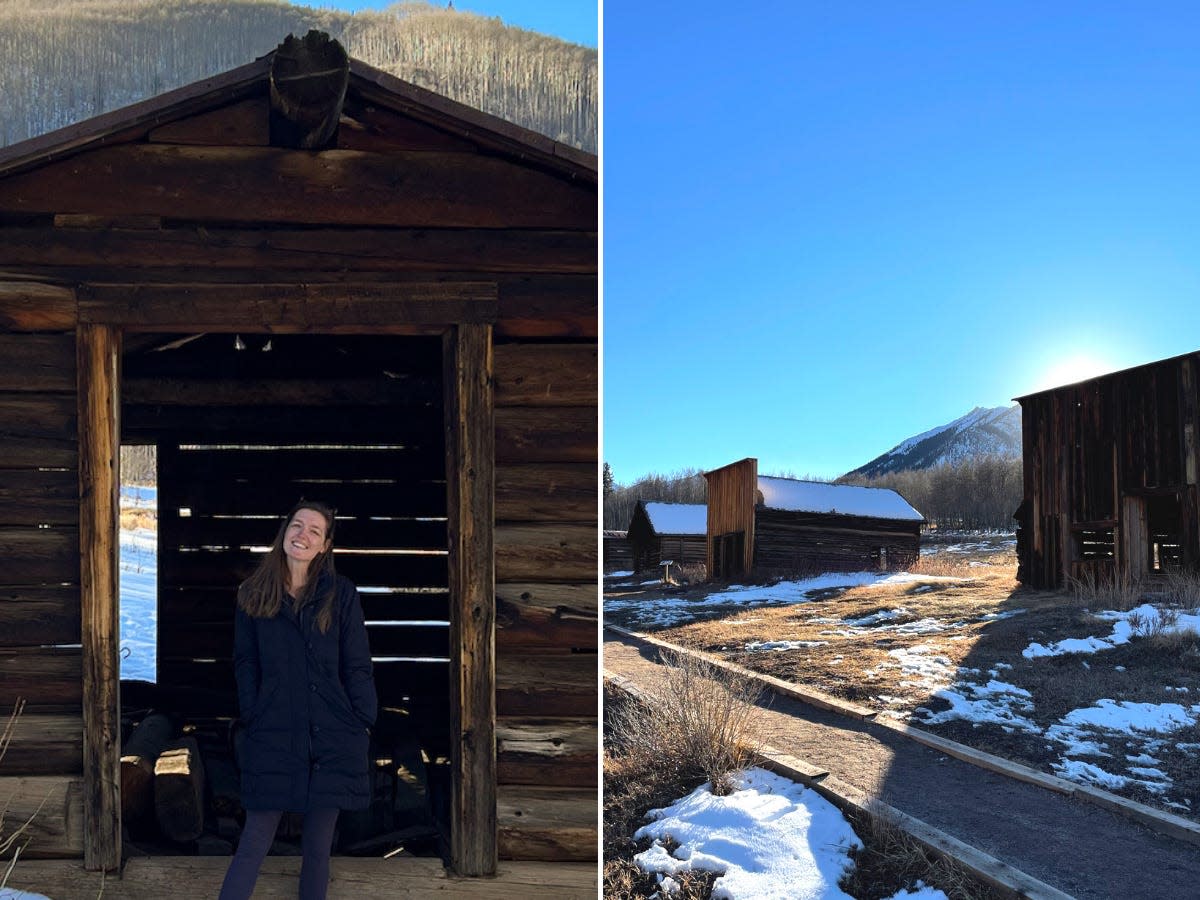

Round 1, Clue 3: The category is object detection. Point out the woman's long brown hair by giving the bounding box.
[237,500,338,633]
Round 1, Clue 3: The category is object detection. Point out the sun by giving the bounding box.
[1034,352,1115,392]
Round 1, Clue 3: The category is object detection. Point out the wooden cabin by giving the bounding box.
[625,501,707,573]
[704,459,923,578]
[603,530,633,573]
[1015,351,1200,590]
[0,33,596,897]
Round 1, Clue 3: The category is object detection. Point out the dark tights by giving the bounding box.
[218,808,340,900]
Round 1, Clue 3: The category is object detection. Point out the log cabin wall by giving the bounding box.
[603,531,633,573]
[625,502,659,572]
[753,508,920,574]
[704,458,758,577]
[657,535,707,568]
[1017,352,1200,589]
[0,44,596,876]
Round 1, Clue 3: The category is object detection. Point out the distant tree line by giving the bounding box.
[604,455,1023,532]
[0,0,596,151]
[839,454,1022,531]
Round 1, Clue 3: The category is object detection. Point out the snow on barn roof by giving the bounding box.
[642,502,708,535]
[757,476,923,522]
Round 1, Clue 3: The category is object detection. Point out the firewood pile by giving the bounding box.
[118,691,444,860]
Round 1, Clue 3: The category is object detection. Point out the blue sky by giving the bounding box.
[604,2,1200,484]
[314,0,596,47]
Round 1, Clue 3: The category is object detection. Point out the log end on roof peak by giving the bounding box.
[269,31,350,150]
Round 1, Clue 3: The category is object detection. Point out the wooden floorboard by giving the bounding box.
[5,857,597,899]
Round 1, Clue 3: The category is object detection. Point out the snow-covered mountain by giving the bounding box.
[845,405,1021,478]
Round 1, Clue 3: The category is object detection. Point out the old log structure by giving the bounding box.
[704,459,923,578]
[0,32,595,896]
[1015,351,1200,589]
[625,501,707,572]
[602,530,632,573]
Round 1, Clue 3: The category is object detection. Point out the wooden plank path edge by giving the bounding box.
[604,670,1073,900]
[604,625,1200,849]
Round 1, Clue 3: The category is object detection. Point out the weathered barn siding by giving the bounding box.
[603,530,633,572]
[1016,352,1200,589]
[754,508,920,573]
[0,42,595,886]
[625,501,707,572]
[704,459,758,577]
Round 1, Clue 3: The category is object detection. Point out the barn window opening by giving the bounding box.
[118,333,450,860]
[1076,528,1115,561]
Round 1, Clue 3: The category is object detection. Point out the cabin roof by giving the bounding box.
[757,475,924,522]
[0,51,596,182]
[1013,348,1200,402]
[641,501,707,535]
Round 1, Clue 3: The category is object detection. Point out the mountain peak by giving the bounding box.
[845,404,1021,479]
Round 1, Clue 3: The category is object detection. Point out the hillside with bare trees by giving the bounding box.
[0,0,596,150]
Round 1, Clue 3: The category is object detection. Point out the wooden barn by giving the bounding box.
[1015,351,1200,589]
[625,501,708,573]
[0,34,596,897]
[704,459,923,578]
[603,530,633,573]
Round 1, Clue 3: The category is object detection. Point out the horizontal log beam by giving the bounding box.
[5,857,597,899]
[0,714,83,775]
[0,468,79,525]
[493,344,596,407]
[0,775,84,858]
[496,654,595,718]
[495,407,595,465]
[79,282,496,330]
[0,526,80,584]
[495,464,596,522]
[496,718,597,788]
[0,586,80,646]
[0,226,595,274]
[495,524,597,583]
[0,334,76,390]
[0,145,597,229]
[495,589,596,652]
[0,282,77,332]
[0,393,78,468]
[0,648,81,711]
[497,785,596,862]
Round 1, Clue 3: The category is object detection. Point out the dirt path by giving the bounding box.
[605,630,1200,900]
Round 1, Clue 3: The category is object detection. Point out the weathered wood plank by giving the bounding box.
[147,96,269,146]
[495,276,596,339]
[496,654,596,718]
[495,524,596,583]
[495,463,596,522]
[496,785,596,861]
[0,282,77,331]
[0,334,76,390]
[495,407,595,464]
[77,322,122,871]
[0,713,83,775]
[0,647,81,711]
[121,713,173,827]
[123,404,448,443]
[0,226,595,274]
[495,587,596,652]
[79,282,496,330]
[0,146,597,229]
[154,737,206,842]
[338,95,482,153]
[0,468,79,525]
[443,323,497,876]
[493,344,597,407]
[123,376,439,407]
[496,718,597,788]
[165,476,446,519]
[0,393,78,467]
[0,586,80,646]
[5,857,597,899]
[0,526,79,584]
[0,775,84,858]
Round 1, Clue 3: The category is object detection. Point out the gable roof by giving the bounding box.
[641,501,708,535]
[0,52,596,182]
[1013,348,1200,402]
[757,475,923,522]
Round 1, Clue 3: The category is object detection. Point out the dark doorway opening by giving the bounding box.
[118,333,451,859]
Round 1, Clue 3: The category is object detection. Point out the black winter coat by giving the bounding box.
[233,572,378,812]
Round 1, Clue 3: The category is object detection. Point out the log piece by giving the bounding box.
[496,785,595,862]
[0,775,84,858]
[120,713,173,825]
[270,31,350,150]
[496,463,597,522]
[0,713,83,775]
[493,344,597,407]
[495,524,597,583]
[497,718,597,788]
[0,282,77,331]
[154,737,205,842]
[0,334,75,390]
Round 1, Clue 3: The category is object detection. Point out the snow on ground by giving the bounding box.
[914,680,1039,733]
[1023,604,1200,659]
[605,571,966,630]
[745,639,828,652]
[120,527,158,682]
[632,767,949,900]
[121,483,157,510]
[0,889,53,899]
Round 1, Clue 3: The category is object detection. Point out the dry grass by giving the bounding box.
[1,700,55,891]
[119,507,156,532]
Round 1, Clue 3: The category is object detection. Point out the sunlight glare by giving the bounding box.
[1034,352,1115,392]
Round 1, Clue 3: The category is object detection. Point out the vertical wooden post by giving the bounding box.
[443,323,496,876]
[78,323,122,871]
